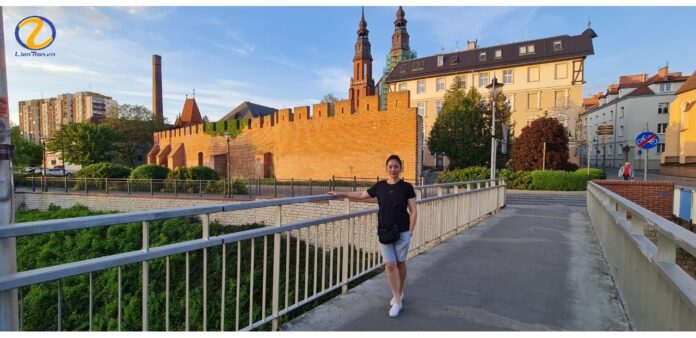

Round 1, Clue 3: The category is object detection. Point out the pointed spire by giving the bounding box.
[395,6,407,28]
[358,6,368,36]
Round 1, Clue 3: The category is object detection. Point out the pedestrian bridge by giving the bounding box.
[1,180,695,331]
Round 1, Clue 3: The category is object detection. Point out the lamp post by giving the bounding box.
[40,136,47,192]
[486,76,504,180]
[224,131,231,197]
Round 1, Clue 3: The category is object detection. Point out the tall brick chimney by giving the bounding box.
[152,54,163,122]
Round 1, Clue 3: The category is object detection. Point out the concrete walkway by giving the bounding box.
[283,204,630,331]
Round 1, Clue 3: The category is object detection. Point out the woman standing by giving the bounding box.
[327,154,417,317]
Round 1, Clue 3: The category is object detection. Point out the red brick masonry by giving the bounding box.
[593,180,673,220]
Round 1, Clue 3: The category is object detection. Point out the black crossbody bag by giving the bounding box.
[377,223,401,244]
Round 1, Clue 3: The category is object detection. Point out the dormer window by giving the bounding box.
[437,55,444,67]
[479,51,487,61]
[659,83,672,92]
[450,56,459,65]
[553,40,563,51]
[519,44,536,55]
[495,49,502,59]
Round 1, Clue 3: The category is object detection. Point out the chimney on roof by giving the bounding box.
[466,39,478,50]
[152,54,163,122]
[658,65,669,78]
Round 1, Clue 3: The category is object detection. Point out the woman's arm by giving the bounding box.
[327,190,371,200]
[407,197,417,234]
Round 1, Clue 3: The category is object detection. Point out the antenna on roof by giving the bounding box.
[456,40,459,52]
[440,47,445,54]
[193,89,196,98]
[666,61,669,69]
[185,93,188,99]
[587,17,591,29]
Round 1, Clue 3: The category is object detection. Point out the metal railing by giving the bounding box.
[13,176,423,199]
[0,179,506,331]
[586,182,696,330]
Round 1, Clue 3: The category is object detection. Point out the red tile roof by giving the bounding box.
[175,98,203,128]
[677,71,696,95]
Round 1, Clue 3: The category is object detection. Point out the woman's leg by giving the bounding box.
[397,261,407,295]
[385,261,401,304]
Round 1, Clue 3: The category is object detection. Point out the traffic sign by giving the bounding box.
[635,131,659,150]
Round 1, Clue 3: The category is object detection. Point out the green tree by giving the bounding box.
[428,77,512,169]
[511,116,570,171]
[9,126,42,167]
[45,122,117,166]
[103,104,167,168]
[321,93,339,116]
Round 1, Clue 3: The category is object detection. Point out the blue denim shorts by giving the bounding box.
[379,231,411,263]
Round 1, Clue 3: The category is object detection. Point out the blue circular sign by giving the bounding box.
[635,131,659,150]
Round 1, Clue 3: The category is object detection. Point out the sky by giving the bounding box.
[5,5,696,125]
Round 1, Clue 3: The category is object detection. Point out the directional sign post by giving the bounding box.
[635,131,659,181]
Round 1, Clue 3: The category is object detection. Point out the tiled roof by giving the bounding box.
[175,98,203,127]
[386,30,595,83]
[220,101,277,121]
[677,71,696,95]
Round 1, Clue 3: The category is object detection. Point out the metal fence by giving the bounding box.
[587,182,696,330]
[0,179,505,331]
[13,176,425,199]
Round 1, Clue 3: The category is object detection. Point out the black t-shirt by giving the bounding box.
[367,179,416,232]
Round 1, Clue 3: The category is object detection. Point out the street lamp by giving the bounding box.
[40,136,47,192]
[224,131,231,196]
[485,75,504,180]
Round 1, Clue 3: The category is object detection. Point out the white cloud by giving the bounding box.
[7,59,100,75]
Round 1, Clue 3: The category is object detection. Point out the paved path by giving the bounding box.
[283,203,630,331]
[506,190,586,207]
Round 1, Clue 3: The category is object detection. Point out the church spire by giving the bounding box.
[349,6,375,112]
[390,6,411,64]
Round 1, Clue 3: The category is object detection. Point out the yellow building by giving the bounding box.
[385,28,597,169]
[661,71,696,177]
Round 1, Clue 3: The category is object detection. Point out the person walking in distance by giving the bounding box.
[327,154,417,317]
[618,161,634,180]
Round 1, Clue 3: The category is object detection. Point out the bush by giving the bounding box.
[130,164,169,180]
[77,162,131,179]
[528,170,592,191]
[188,166,220,180]
[437,166,490,183]
[575,168,606,180]
[500,170,532,190]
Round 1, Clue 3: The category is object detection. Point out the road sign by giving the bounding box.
[635,131,659,150]
[597,124,614,135]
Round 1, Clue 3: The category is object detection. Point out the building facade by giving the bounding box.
[584,67,689,170]
[18,91,117,143]
[147,9,422,182]
[385,26,597,169]
[661,71,696,176]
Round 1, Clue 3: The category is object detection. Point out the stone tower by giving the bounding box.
[349,7,375,112]
[152,54,163,122]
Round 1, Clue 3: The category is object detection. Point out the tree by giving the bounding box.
[511,116,570,171]
[321,93,339,116]
[9,126,42,167]
[103,104,167,168]
[45,122,117,166]
[428,77,512,169]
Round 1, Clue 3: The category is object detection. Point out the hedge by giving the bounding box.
[129,164,170,180]
[77,162,131,179]
[438,166,601,191]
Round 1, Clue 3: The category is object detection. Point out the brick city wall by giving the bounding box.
[150,91,421,182]
[594,180,696,279]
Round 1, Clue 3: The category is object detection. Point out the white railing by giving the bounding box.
[0,179,506,331]
[587,182,696,330]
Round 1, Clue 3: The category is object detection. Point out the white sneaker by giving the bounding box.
[389,303,402,317]
[389,292,404,306]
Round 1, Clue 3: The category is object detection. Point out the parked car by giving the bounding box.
[46,168,74,177]
[23,167,38,173]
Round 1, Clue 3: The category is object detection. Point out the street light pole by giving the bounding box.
[486,76,504,180]
[41,137,47,192]
[225,131,231,197]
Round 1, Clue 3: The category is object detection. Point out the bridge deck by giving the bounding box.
[283,201,630,331]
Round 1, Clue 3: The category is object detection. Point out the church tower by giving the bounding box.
[390,6,411,64]
[349,7,375,112]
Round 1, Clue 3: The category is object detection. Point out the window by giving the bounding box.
[618,144,623,155]
[502,70,513,84]
[436,78,445,92]
[398,83,407,91]
[555,63,568,79]
[619,126,624,137]
[657,123,668,133]
[527,92,539,109]
[519,44,536,55]
[437,55,444,67]
[527,66,540,82]
[495,49,502,59]
[417,80,425,94]
[659,83,672,92]
[553,40,563,51]
[658,102,669,114]
[417,102,425,116]
[505,94,515,111]
[610,110,613,119]
[554,91,566,107]
[526,115,539,126]
[657,143,665,153]
[479,72,489,87]
[554,113,569,127]
[455,75,466,89]
[528,44,535,54]
[479,51,487,61]
[620,107,624,118]
[436,101,443,114]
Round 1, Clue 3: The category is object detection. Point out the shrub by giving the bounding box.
[437,166,489,183]
[502,170,532,190]
[167,166,190,180]
[77,162,131,179]
[231,177,249,195]
[529,170,591,191]
[575,168,606,180]
[188,166,220,180]
[130,164,170,180]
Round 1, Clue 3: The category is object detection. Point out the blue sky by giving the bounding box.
[5,6,696,124]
